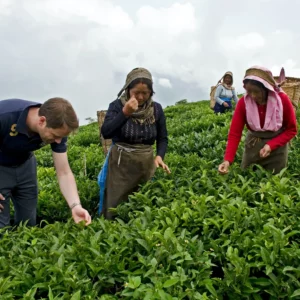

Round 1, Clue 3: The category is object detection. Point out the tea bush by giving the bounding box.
[1,100,300,299]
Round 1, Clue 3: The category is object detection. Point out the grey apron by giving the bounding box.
[103,143,156,219]
[241,129,288,174]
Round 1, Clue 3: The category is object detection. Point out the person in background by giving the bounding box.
[100,67,170,219]
[218,66,297,175]
[0,98,92,229]
[214,71,239,114]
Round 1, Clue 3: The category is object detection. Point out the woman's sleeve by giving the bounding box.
[101,101,129,139]
[215,85,224,105]
[156,104,168,159]
[224,97,247,163]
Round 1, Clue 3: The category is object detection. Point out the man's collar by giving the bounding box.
[16,104,41,136]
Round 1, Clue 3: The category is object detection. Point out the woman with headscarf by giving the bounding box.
[214,71,239,114]
[100,67,170,219]
[218,66,297,175]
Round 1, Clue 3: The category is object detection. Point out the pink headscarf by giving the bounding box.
[243,66,283,132]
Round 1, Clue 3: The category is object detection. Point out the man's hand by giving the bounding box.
[223,102,229,108]
[53,152,92,226]
[72,205,92,226]
[123,96,139,116]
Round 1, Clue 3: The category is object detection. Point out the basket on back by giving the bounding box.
[274,68,300,111]
[97,110,112,155]
[210,85,219,109]
[210,76,224,110]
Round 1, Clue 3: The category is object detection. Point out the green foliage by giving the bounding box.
[175,99,188,105]
[2,100,300,299]
[68,122,100,147]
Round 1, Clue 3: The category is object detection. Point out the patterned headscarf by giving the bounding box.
[117,67,153,97]
[118,67,155,125]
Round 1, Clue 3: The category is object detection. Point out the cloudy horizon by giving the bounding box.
[1,0,299,124]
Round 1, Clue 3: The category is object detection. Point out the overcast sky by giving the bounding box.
[1,0,300,124]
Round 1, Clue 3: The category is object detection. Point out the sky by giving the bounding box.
[0,0,300,124]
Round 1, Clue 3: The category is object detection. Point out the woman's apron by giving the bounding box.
[241,129,288,174]
[100,142,156,219]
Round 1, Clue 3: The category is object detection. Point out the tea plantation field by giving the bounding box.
[1,101,300,299]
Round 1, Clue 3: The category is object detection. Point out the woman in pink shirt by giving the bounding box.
[219,66,297,175]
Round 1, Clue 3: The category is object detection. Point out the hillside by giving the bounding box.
[1,100,300,299]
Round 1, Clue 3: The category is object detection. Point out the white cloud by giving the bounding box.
[136,3,196,35]
[23,0,133,29]
[0,0,12,16]
[237,33,265,49]
[220,32,265,52]
[272,59,300,78]
[158,78,172,88]
[79,2,200,83]
[0,0,300,122]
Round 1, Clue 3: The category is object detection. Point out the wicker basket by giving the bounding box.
[274,76,300,110]
[97,110,112,155]
[210,86,217,109]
